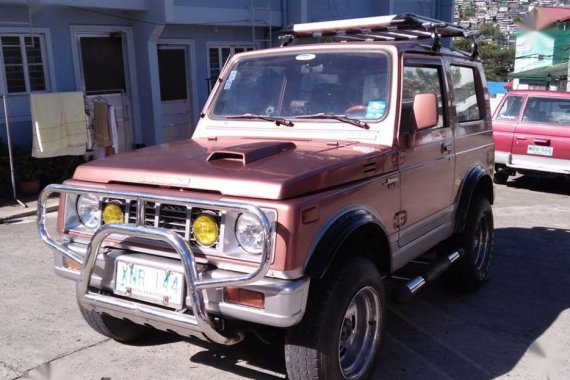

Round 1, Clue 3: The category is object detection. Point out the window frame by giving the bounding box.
[495,95,524,122]
[521,96,570,125]
[206,43,254,91]
[401,57,448,132]
[0,32,51,94]
[449,63,485,123]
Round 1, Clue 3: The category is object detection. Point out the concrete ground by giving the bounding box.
[0,175,569,380]
[0,195,58,224]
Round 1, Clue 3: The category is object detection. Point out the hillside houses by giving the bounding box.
[454,0,570,46]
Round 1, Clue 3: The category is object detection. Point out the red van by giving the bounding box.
[493,89,570,183]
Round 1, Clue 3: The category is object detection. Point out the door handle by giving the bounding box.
[533,138,550,145]
[441,142,452,154]
[383,176,399,188]
[516,136,527,141]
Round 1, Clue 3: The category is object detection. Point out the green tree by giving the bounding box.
[453,38,515,81]
[461,7,476,19]
[479,23,505,45]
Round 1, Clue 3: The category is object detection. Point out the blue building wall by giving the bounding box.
[0,0,455,150]
[0,3,135,148]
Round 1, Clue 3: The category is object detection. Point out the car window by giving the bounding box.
[401,65,445,130]
[211,51,390,120]
[522,97,570,125]
[450,65,482,122]
[495,96,523,122]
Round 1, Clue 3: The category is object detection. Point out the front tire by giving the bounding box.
[285,258,385,380]
[78,303,148,342]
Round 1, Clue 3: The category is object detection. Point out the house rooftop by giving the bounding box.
[518,6,570,30]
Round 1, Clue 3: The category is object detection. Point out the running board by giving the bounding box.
[392,249,464,304]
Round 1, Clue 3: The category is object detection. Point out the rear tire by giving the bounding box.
[285,258,385,380]
[446,196,494,291]
[78,303,148,342]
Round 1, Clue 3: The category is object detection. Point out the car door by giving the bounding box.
[398,56,454,248]
[493,94,525,166]
[511,95,570,174]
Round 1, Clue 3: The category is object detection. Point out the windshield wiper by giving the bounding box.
[227,113,294,127]
[295,113,370,130]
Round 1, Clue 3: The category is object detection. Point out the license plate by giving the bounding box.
[115,260,185,309]
[527,145,553,156]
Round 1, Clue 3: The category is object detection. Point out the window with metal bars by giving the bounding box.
[0,35,49,94]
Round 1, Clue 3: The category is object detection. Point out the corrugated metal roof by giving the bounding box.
[510,62,568,79]
[518,6,570,30]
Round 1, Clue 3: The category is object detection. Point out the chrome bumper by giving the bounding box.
[38,184,307,345]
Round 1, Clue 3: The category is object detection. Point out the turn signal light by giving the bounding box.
[225,287,265,309]
[63,257,82,271]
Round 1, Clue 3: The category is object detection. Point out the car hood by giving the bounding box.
[73,138,392,200]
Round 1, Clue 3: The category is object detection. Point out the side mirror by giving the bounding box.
[413,92,438,130]
[400,92,438,148]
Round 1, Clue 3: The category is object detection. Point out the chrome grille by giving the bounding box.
[159,203,188,238]
[100,199,226,248]
[124,201,187,238]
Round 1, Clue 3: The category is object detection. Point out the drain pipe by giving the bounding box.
[281,0,288,27]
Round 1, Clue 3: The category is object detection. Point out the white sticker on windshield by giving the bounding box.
[228,70,237,81]
[224,80,233,90]
[296,53,316,61]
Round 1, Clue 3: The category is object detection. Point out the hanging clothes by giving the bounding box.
[92,101,112,147]
[31,91,87,158]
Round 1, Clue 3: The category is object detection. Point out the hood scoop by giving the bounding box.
[207,141,296,166]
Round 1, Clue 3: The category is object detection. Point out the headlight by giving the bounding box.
[76,194,100,228]
[193,213,219,247]
[235,213,265,254]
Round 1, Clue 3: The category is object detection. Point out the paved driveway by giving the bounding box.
[1,176,569,380]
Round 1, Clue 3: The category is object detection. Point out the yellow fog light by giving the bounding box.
[193,214,219,247]
[103,203,124,224]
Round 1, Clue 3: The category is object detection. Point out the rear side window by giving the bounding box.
[450,65,481,122]
[522,97,570,125]
[496,96,523,121]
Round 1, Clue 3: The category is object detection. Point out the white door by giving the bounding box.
[158,45,192,142]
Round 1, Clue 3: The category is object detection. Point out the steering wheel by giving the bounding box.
[344,105,368,117]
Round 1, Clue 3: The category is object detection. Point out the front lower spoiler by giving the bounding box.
[37,183,274,345]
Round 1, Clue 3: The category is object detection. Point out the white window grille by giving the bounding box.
[0,34,49,94]
[207,45,253,92]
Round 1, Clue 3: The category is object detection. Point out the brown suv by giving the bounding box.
[38,14,494,380]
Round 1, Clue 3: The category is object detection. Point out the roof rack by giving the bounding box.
[279,13,478,58]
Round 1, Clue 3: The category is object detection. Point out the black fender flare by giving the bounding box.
[455,165,494,233]
[304,208,390,279]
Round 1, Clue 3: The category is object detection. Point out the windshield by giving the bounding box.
[211,51,390,121]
